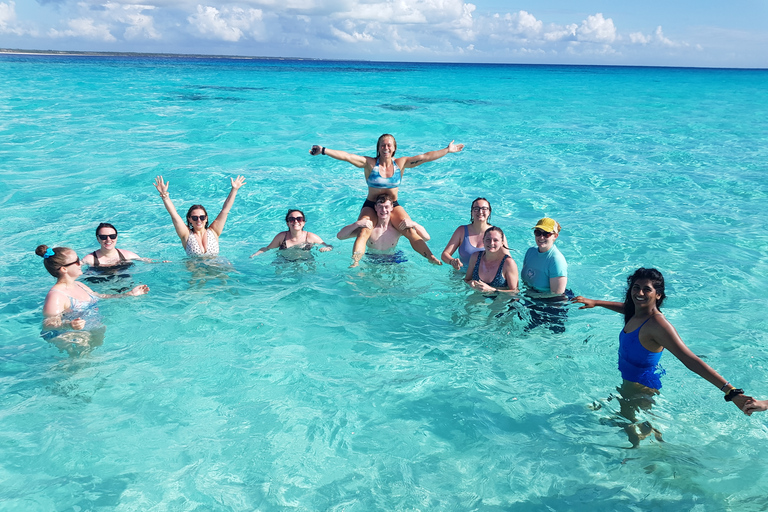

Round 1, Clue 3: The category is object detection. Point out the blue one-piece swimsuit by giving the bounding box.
[618,316,664,389]
[458,225,484,267]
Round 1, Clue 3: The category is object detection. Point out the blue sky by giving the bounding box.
[1,0,766,67]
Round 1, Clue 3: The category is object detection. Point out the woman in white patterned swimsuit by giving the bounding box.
[153,175,246,257]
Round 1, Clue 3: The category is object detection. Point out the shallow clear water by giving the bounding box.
[2,55,768,511]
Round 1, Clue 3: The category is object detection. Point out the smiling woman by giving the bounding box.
[153,175,246,257]
[571,268,754,447]
[81,222,149,269]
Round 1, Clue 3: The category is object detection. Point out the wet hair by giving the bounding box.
[186,204,209,230]
[96,222,117,236]
[285,209,306,223]
[375,134,397,159]
[470,197,492,223]
[623,267,666,325]
[375,193,394,204]
[35,245,75,277]
[483,226,508,250]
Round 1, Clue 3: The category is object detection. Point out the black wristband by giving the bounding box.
[322,147,326,155]
[724,388,744,402]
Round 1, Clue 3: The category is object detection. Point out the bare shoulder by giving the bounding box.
[81,253,95,264]
[121,249,141,259]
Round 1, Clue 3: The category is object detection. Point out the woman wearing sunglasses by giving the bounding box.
[35,245,149,349]
[153,175,246,257]
[250,209,332,258]
[81,223,151,270]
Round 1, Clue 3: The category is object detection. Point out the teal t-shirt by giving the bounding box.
[522,245,567,292]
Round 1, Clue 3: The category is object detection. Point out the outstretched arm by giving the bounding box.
[401,140,464,169]
[310,145,369,168]
[154,176,190,245]
[92,285,150,299]
[306,232,333,252]
[209,175,246,237]
[250,233,284,258]
[571,296,625,314]
[337,219,373,240]
[648,316,750,412]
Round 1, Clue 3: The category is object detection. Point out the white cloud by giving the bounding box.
[104,3,161,40]
[576,13,616,44]
[188,5,264,42]
[628,25,685,48]
[49,17,117,41]
[0,1,35,35]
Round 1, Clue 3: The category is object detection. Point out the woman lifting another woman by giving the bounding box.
[310,134,463,267]
[153,175,246,257]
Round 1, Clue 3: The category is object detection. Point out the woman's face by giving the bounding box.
[483,230,503,252]
[286,211,305,230]
[378,136,395,158]
[471,200,490,222]
[62,249,83,277]
[630,279,661,309]
[534,228,558,252]
[188,208,207,230]
[97,227,118,251]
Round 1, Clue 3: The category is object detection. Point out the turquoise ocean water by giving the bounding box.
[2,55,768,510]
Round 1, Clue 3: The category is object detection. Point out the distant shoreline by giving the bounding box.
[0,48,317,61]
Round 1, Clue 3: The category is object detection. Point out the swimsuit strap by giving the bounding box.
[91,251,100,267]
[116,249,127,262]
[463,224,469,238]
[624,314,656,334]
[493,254,509,284]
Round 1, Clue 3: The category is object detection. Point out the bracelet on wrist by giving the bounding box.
[720,381,731,391]
[322,147,326,155]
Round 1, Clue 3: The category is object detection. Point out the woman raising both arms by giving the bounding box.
[153,175,246,257]
[310,134,463,267]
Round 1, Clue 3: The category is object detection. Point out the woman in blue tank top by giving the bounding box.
[310,134,463,267]
[572,268,752,446]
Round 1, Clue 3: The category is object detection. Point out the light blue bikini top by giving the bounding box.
[366,159,402,189]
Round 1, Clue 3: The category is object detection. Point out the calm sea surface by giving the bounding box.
[2,55,768,511]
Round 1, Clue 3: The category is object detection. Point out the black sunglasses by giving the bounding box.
[287,216,305,223]
[98,234,117,240]
[62,259,81,267]
[190,215,207,221]
[534,229,554,238]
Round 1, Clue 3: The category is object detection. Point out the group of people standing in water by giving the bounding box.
[35,133,767,443]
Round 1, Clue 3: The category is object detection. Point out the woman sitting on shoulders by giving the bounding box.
[153,175,245,257]
[81,222,155,269]
[250,209,332,258]
[442,197,510,270]
[36,245,148,347]
[465,227,519,294]
[521,218,568,297]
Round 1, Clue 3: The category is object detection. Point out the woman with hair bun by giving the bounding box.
[153,175,246,257]
[572,267,751,446]
[36,245,149,347]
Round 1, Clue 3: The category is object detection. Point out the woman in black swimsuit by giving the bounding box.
[81,222,156,273]
[250,210,332,258]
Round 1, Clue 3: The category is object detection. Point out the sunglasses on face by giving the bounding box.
[62,259,81,267]
[287,217,305,223]
[98,234,117,240]
[189,215,207,222]
[534,229,554,238]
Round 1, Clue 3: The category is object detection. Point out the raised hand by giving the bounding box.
[309,145,323,156]
[231,175,246,190]
[447,140,465,153]
[154,176,169,196]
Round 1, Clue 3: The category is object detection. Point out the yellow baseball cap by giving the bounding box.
[533,218,560,233]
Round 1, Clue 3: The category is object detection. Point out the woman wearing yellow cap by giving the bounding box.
[522,218,567,295]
